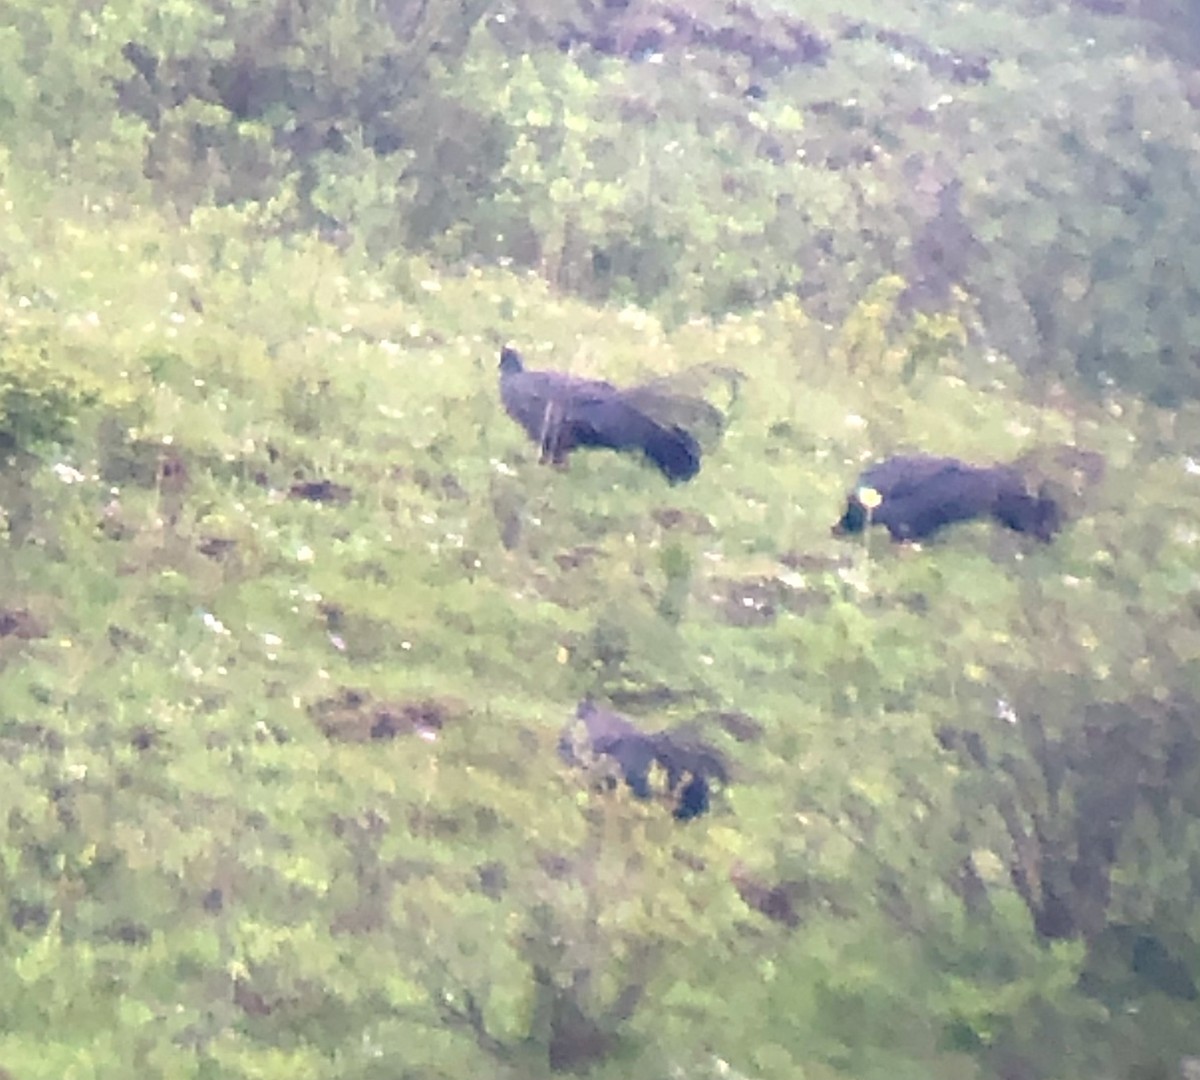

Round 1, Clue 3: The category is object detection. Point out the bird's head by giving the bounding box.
[499,346,524,374]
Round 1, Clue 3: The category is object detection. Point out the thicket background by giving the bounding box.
[2,0,1200,1078]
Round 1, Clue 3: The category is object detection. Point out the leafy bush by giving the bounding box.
[0,335,108,452]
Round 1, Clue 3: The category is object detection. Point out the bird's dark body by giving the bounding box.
[832,453,1062,543]
[498,346,704,482]
[558,700,727,822]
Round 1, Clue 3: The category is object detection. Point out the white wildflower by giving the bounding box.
[52,463,86,484]
[201,612,229,636]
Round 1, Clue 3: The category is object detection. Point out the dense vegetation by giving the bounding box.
[2,0,1200,1078]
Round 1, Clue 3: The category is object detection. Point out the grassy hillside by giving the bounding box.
[2,166,1200,1080]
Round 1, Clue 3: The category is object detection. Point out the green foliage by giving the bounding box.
[7,0,1199,399]
[0,185,1195,1080]
[2,4,1200,1079]
[0,335,108,451]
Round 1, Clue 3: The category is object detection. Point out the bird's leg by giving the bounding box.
[537,400,554,463]
[538,399,562,465]
[550,428,572,469]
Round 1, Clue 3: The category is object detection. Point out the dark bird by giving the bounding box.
[498,346,729,483]
[831,453,1063,543]
[558,699,728,821]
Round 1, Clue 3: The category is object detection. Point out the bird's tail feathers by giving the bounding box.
[992,489,1063,542]
[628,364,741,449]
[1003,443,1106,538]
[1011,444,1106,491]
[639,362,744,411]
[641,421,702,483]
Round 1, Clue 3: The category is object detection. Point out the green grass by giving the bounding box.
[1,184,1199,1080]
